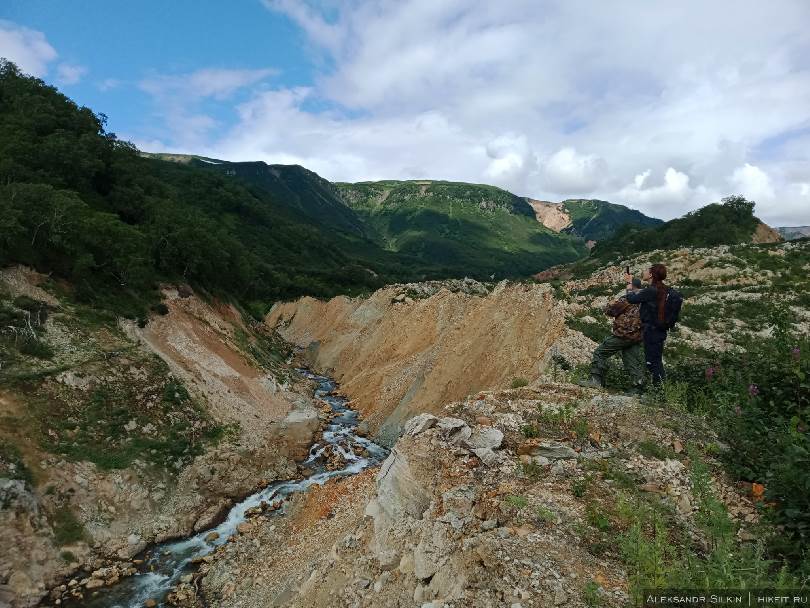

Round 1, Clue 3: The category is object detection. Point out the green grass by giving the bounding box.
[521,423,539,438]
[636,439,678,461]
[29,356,225,472]
[572,475,593,498]
[536,505,557,524]
[50,506,86,545]
[680,302,714,331]
[504,494,528,510]
[510,377,529,389]
[615,453,803,604]
[568,316,610,343]
[0,440,33,484]
[582,580,604,607]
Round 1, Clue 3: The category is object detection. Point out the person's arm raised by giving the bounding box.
[626,287,655,304]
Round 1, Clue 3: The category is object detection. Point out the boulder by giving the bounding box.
[464,427,503,450]
[530,442,578,460]
[404,414,438,436]
[414,522,452,580]
[437,417,472,444]
[472,447,499,466]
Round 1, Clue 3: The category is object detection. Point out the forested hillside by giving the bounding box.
[336,180,587,276]
[590,196,771,261]
[559,198,663,241]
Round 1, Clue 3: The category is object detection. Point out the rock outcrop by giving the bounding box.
[196,385,760,607]
[0,272,318,607]
[267,281,590,445]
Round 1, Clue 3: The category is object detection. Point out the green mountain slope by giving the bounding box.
[0,61,422,316]
[0,60,591,318]
[337,180,588,276]
[559,198,663,241]
[589,196,768,263]
[144,154,369,238]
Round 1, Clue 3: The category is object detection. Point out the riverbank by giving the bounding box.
[43,370,387,608]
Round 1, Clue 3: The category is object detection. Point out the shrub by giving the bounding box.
[17,337,54,359]
[51,506,86,545]
[504,494,528,510]
[636,439,677,461]
[666,306,810,567]
[511,377,529,389]
[60,550,76,563]
[151,302,169,315]
[521,423,539,438]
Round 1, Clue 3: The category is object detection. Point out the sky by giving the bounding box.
[2,1,810,226]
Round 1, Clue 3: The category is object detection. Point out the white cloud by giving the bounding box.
[619,168,709,212]
[540,147,606,195]
[138,67,277,151]
[98,78,121,91]
[56,63,87,85]
[729,163,776,202]
[139,67,276,101]
[124,0,810,225]
[483,134,535,187]
[0,20,57,76]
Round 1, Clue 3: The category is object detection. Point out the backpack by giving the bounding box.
[660,288,683,330]
[606,298,642,342]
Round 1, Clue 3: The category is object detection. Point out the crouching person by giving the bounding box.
[578,278,645,394]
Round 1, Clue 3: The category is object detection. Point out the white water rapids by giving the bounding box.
[64,369,388,608]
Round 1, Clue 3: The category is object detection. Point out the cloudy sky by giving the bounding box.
[2,1,810,225]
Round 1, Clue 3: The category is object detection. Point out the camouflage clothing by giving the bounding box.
[587,295,645,386]
[604,297,642,342]
[590,336,645,385]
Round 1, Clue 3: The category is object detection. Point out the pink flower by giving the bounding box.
[792,347,801,361]
[748,384,759,397]
[705,366,716,380]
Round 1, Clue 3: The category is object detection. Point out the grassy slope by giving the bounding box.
[560,198,663,241]
[590,197,762,262]
[548,238,810,580]
[337,180,588,278]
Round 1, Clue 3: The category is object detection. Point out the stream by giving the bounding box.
[62,369,388,608]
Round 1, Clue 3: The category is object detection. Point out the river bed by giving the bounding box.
[56,369,387,608]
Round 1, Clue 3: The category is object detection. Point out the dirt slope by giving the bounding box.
[0,271,317,607]
[526,199,572,232]
[266,280,591,445]
[751,221,783,244]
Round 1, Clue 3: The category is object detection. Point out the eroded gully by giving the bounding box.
[56,368,388,608]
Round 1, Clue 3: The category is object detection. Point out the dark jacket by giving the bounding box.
[625,286,664,328]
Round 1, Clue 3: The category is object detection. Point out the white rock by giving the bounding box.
[404,414,438,436]
[472,447,500,466]
[464,427,504,450]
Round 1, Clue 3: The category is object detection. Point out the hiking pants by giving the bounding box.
[642,325,668,385]
[590,335,645,385]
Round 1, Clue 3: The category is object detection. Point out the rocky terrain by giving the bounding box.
[560,239,810,355]
[0,268,320,607]
[4,238,808,608]
[182,383,760,608]
[266,278,592,446]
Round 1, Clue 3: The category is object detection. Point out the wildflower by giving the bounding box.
[734,405,742,416]
[748,384,759,397]
[792,346,801,361]
[705,366,716,380]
